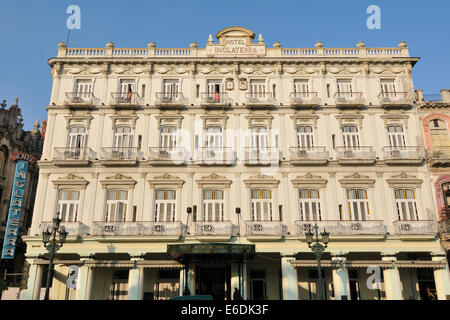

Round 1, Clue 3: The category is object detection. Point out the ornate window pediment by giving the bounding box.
[335,113,364,128]
[380,113,409,129]
[64,113,93,130]
[290,115,319,130]
[196,173,231,189]
[155,115,183,129]
[100,173,136,189]
[291,173,327,188]
[339,173,375,188]
[52,174,88,189]
[148,173,184,188]
[244,173,279,188]
[200,114,228,129]
[245,114,273,129]
[386,172,422,188]
[110,113,138,129]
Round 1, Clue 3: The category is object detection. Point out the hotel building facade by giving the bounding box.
[21,27,450,300]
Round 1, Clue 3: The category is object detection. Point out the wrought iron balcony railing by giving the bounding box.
[101,147,139,161]
[93,221,182,236]
[53,147,95,161]
[295,220,386,236]
[195,148,235,165]
[42,221,90,236]
[393,220,437,235]
[64,92,94,106]
[290,147,328,164]
[245,92,274,107]
[245,221,283,236]
[194,221,233,236]
[148,147,186,164]
[378,92,412,107]
[155,92,184,107]
[244,147,280,164]
[336,146,376,162]
[200,93,230,106]
[334,92,364,106]
[382,146,424,162]
[289,92,320,107]
[110,92,141,106]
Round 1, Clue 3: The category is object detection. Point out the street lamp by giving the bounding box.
[42,212,68,300]
[305,223,329,300]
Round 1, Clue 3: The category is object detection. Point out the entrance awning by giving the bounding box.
[167,243,255,263]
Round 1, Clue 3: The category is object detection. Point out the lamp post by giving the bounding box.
[305,223,329,300]
[42,212,68,300]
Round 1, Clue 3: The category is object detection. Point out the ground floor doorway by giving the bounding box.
[195,265,231,300]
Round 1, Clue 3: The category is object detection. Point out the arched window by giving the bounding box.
[299,189,321,221]
[429,119,450,152]
[342,125,359,147]
[203,189,224,221]
[251,189,272,221]
[395,189,419,221]
[346,189,369,221]
[296,125,314,148]
[160,126,177,149]
[57,190,80,222]
[154,189,176,222]
[441,182,450,210]
[105,190,128,222]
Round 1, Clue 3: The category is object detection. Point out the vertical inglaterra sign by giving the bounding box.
[1,152,36,259]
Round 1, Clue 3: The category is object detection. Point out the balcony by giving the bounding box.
[110,92,141,108]
[295,220,386,237]
[334,92,364,107]
[53,147,95,166]
[155,92,184,109]
[200,93,230,108]
[336,146,376,164]
[194,221,233,241]
[245,92,274,108]
[429,147,450,166]
[194,148,235,165]
[64,92,95,108]
[148,147,186,165]
[289,92,320,108]
[42,221,90,237]
[244,148,280,166]
[290,147,328,165]
[382,146,424,164]
[100,147,139,166]
[93,221,182,240]
[378,92,412,108]
[393,220,438,236]
[245,221,283,241]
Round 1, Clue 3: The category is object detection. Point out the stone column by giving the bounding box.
[179,268,185,296]
[76,259,94,300]
[231,263,241,300]
[432,254,450,300]
[187,263,196,295]
[242,261,248,300]
[281,254,298,300]
[22,260,43,300]
[331,255,350,300]
[381,255,403,300]
[127,259,144,300]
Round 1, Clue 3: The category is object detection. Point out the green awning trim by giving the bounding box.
[167,243,255,263]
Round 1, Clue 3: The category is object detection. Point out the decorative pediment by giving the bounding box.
[110,114,138,129]
[64,114,93,129]
[155,115,183,129]
[148,173,184,188]
[291,173,327,188]
[52,174,88,189]
[380,113,409,129]
[335,113,364,128]
[339,173,375,188]
[200,114,228,128]
[245,114,273,129]
[290,114,319,129]
[196,173,232,188]
[386,172,423,187]
[100,174,136,189]
[244,173,279,188]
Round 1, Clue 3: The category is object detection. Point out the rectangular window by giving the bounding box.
[207,80,222,94]
[203,189,224,221]
[163,79,179,98]
[154,190,176,222]
[294,79,310,96]
[141,84,146,98]
[342,125,360,148]
[395,189,419,221]
[347,189,369,221]
[250,126,268,150]
[380,79,396,98]
[67,126,87,150]
[249,80,266,97]
[105,190,128,222]
[119,80,135,101]
[204,126,223,149]
[137,135,142,150]
[75,79,92,101]
[337,79,353,94]
[251,189,273,221]
[196,84,200,98]
[387,125,406,148]
[113,126,133,148]
[297,125,314,148]
[299,189,321,221]
[58,190,80,222]
[160,126,177,149]
[272,84,276,98]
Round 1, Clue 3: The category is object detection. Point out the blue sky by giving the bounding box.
[0,0,449,130]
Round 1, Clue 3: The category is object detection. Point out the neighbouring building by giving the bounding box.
[0,98,44,299]
[21,27,450,300]
[417,89,450,265]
